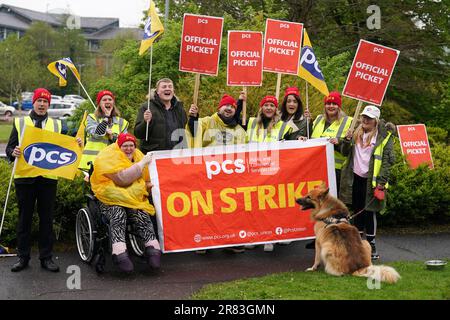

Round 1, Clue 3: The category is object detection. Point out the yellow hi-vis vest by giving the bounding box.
[14,116,62,180]
[79,114,128,170]
[311,115,352,169]
[247,117,292,142]
[193,113,247,148]
[372,132,392,189]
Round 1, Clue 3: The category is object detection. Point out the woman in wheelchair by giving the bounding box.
[90,133,160,273]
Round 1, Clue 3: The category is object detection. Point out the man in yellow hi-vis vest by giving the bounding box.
[187,94,246,148]
[5,88,81,273]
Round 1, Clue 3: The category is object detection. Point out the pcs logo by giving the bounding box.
[23,143,77,169]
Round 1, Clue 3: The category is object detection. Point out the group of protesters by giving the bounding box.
[5,77,395,273]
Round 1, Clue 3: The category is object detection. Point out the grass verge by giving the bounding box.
[191,260,449,300]
[0,123,12,143]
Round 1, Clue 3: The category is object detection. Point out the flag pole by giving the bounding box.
[349,100,363,132]
[69,69,96,111]
[275,73,282,102]
[0,158,17,239]
[193,73,200,106]
[305,81,310,139]
[242,86,247,126]
[145,46,154,142]
[0,126,25,239]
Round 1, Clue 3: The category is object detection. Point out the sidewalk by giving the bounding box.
[1,232,449,300]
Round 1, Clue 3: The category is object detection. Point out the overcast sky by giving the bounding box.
[0,0,154,27]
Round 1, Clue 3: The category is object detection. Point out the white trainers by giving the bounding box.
[264,243,274,252]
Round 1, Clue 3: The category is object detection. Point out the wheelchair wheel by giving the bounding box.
[128,233,145,257]
[76,208,96,262]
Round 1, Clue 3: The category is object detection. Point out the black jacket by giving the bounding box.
[134,94,188,153]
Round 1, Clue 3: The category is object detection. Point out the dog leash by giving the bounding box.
[348,196,376,221]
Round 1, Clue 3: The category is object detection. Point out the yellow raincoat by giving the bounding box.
[90,143,155,214]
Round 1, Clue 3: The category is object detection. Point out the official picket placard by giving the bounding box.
[179,13,224,76]
[150,140,336,252]
[263,19,303,75]
[227,31,263,86]
[397,124,433,169]
[342,40,400,105]
[15,125,82,180]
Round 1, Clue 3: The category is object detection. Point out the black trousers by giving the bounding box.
[351,173,376,242]
[15,178,57,260]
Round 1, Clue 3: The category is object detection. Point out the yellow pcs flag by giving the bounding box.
[47,57,81,87]
[298,30,329,96]
[75,111,88,148]
[16,126,82,180]
[139,1,164,55]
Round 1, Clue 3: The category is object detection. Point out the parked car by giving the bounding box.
[0,101,15,118]
[63,94,85,105]
[13,100,33,110]
[47,102,77,119]
[51,95,63,103]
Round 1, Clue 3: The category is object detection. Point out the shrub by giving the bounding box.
[0,159,87,247]
[380,140,450,226]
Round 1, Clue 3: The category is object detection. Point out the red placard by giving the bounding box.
[397,124,434,169]
[150,140,336,252]
[263,19,303,75]
[179,14,224,76]
[227,31,263,86]
[343,40,400,106]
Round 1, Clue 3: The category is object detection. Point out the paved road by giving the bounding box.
[1,233,449,300]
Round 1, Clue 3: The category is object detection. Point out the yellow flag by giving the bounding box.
[139,1,164,55]
[75,111,88,148]
[16,126,82,180]
[47,57,81,87]
[298,30,329,96]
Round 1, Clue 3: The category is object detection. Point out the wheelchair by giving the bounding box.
[75,164,146,273]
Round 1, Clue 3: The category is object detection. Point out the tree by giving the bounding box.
[0,35,41,104]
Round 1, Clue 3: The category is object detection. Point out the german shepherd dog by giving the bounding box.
[296,186,400,283]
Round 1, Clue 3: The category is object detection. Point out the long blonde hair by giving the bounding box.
[324,108,347,123]
[255,108,281,137]
[353,117,379,147]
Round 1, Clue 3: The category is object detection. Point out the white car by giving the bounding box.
[51,95,63,103]
[0,101,15,118]
[47,102,77,119]
[63,94,85,105]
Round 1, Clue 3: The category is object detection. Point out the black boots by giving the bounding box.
[11,257,29,272]
[112,251,134,273]
[370,242,380,260]
[145,246,161,269]
[40,258,60,272]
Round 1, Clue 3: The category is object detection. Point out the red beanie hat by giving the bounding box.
[284,87,300,99]
[324,91,342,108]
[117,133,137,147]
[260,95,278,108]
[96,90,115,105]
[218,94,237,110]
[32,88,51,104]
